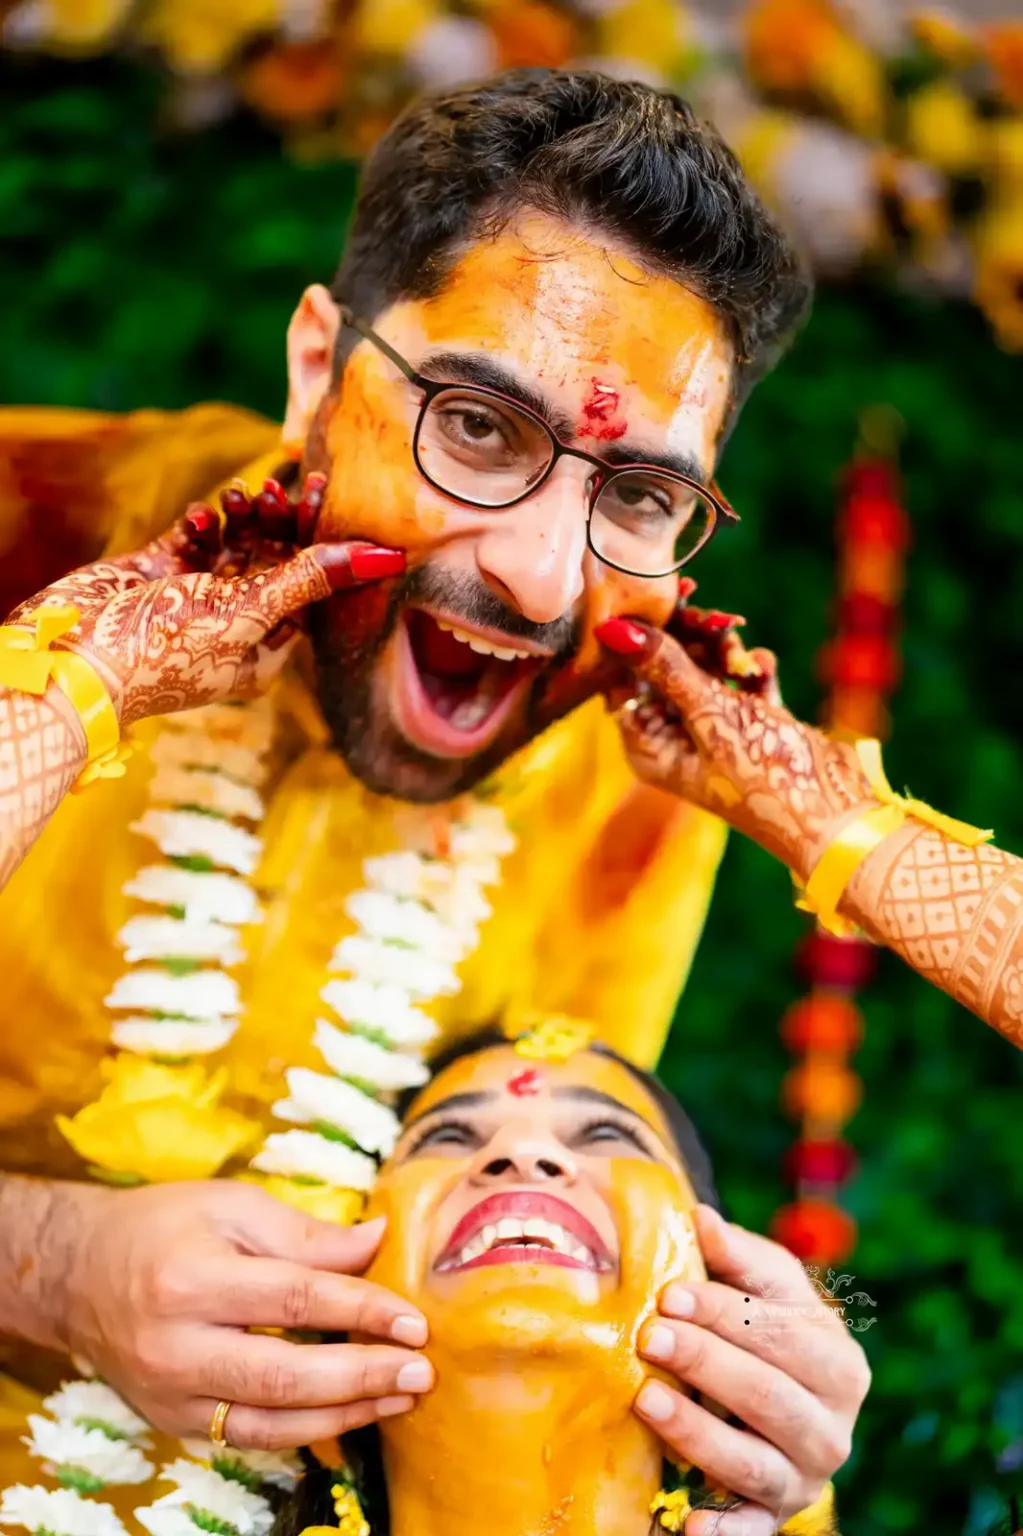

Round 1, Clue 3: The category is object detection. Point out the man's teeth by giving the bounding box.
[443,1216,597,1269]
[434,619,532,662]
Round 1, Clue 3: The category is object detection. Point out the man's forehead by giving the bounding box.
[397,212,734,431]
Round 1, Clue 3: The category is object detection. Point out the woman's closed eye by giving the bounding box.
[405,1117,482,1156]
[571,1115,658,1158]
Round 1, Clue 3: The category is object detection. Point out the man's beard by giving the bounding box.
[308,563,580,804]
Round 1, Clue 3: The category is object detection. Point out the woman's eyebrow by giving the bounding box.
[401,1089,495,1132]
[551,1086,671,1149]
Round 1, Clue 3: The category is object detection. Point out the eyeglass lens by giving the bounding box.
[415,386,715,577]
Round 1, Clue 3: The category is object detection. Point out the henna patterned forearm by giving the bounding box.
[0,682,87,891]
[600,616,1023,1051]
[845,821,1023,1048]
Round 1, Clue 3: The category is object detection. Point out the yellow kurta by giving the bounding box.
[0,404,733,1511]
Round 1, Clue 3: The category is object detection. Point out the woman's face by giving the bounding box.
[364,1045,706,1387]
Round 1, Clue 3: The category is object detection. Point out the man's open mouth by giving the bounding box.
[391,609,547,760]
[434,1191,615,1275]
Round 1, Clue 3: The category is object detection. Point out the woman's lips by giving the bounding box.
[434,1190,615,1274]
[389,610,541,760]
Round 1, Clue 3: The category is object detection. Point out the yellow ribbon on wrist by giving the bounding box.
[0,605,131,790]
[796,738,994,937]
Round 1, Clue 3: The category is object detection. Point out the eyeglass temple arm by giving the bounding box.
[338,306,418,384]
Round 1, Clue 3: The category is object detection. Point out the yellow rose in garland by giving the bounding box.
[56,1055,260,1183]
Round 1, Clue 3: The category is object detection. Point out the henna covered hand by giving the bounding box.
[6,475,406,727]
[597,611,877,882]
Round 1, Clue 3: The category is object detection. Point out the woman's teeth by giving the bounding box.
[441,1216,596,1270]
[433,619,533,663]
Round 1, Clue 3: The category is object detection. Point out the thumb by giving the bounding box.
[236,1189,388,1273]
[595,617,711,719]
[233,541,407,636]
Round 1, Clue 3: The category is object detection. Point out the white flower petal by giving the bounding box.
[123,866,261,925]
[134,1505,197,1536]
[25,1416,152,1485]
[313,1020,429,1092]
[274,1068,399,1156]
[116,917,244,967]
[0,1485,128,1535]
[331,935,460,1000]
[251,1130,377,1191]
[42,1382,149,1440]
[162,697,276,753]
[362,851,455,901]
[131,810,262,877]
[111,1019,238,1057]
[180,1443,301,1492]
[158,1462,273,1535]
[150,731,267,785]
[321,979,439,1048]
[149,765,264,823]
[105,969,240,1020]
[344,890,464,960]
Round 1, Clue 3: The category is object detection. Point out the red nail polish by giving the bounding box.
[677,576,698,602]
[220,486,253,521]
[261,477,289,509]
[295,473,327,546]
[184,505,221,546]
[703,608,746,630]
[349,546,407,582]
[594,616,650,657]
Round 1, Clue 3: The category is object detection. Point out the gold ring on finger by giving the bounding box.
[209,1399,233,1448]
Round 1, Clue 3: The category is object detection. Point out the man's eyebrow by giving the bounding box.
[401,1089,495,1132]
[418,350,577,439]
[418,350,709,484]
[595,441,709,485]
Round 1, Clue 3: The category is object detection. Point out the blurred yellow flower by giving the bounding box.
[910,11,977,66]
[904,81,984,175]
[974,199,1023,351]
[56,1053,260,1181]
[354,0,438,54]
[242,1173,365,1225]
[491,0,578,71]
[597,0,692,74]
[141,0,281,72]
[238,40,347,124]
[745,0,885,139]
[26,0,133,51]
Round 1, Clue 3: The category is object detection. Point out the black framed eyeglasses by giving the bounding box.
[340,309,739,579]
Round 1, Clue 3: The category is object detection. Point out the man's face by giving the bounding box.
[304,213,734,802]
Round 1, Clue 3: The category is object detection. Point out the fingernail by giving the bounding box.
[184,506,221,545]
[349,546,407,582]
[392,1315,428,1347]
[641,1323,675,1362]
[636,1381,675,1422]
[677,576,698,601]
[220,486,253,520]
[376,1395,414,1418]
[594,617,650,657]
[680,607,746,632]
[261,477,289,509]
[662,1285,696,1319]
[397,1359,434,1392]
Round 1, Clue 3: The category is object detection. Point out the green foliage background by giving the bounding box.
[2,54,1022,1536]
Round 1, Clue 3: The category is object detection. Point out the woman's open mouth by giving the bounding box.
[434,1191,615,1275]
[390,609,546,760]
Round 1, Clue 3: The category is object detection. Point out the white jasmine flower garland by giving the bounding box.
[24,1417,152,1488]
[0,1485,129,1535]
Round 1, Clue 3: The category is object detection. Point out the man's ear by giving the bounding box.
[283,284,341,442]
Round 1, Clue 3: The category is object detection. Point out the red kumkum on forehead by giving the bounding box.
[507,1069,543,1097]
[579,378,627,442]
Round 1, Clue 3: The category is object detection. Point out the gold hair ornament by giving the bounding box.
[796,737,993,936]
[299,1479,370,1536]
[0,605,131,790]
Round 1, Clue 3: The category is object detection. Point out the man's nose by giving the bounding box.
[470,1127,578,1186]
[473,464,589,625]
